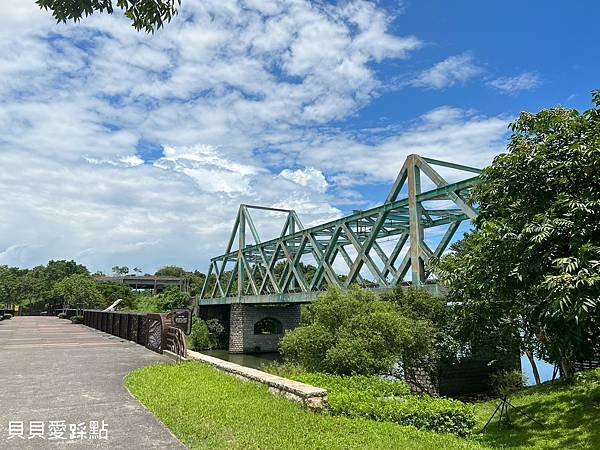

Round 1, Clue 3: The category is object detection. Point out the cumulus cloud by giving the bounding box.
[488,72,541,94]
[279,168,329,193]
[0,1,509,273]
[411,53,483,89]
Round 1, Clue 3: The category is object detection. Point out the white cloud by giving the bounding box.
[120,155,144,167]
[267,106,510,189]
[412,53,482,89]
[0,1,509,274]
[488,72,541,94]
[279,168,328,193]
[154,145,263,194]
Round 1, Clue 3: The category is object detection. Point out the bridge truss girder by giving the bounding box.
[200,154,481,301]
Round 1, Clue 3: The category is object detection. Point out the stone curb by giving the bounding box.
[186,350,329,411]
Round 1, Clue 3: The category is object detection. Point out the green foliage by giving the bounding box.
[291,372,411,399]
[97,282,135,308]
[0,260,89,311]
[287,372,474,437]
[111,265,129,275]
[124,287,189,313]
[57,312,67,319]
[490,370,526,397]
[53,274,104,309]
[382,287,447,323]
[433,92,600,377]
[70,315,84,324]
[190,318,212,351]
[125,293,163,313]
[36,0,181,33]
[205,318,227,349]
[474,368,600,448]
[157,286,190,311]
[155,265,186,277]
[125,362,483,449]
[155,266,207,297]
[281,286,436,376]
[189,318,227,350]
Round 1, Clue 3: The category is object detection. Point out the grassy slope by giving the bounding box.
[125,362,484,450]
[472,370,600,449]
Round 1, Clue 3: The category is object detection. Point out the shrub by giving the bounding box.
[4,313,13,320]
[190,318,212,350]
[157,286,190,311]
[206,318,227,349]
[490,370,526,397]
[354,395,475,437]
[57,312,67,319]
[280,286,436,376]
[70,315,84,324]
[289,372,474,437]
[293,372,411,399]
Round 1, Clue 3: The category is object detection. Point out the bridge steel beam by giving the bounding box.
[200,154,481,304]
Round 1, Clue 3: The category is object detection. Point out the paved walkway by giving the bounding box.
[0,316,186,449]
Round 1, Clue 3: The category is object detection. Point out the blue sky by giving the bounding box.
[0,1,598,275]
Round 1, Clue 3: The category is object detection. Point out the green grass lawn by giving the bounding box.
[472,369,600,449]
[125,362,484,450]
[125,362,599,450]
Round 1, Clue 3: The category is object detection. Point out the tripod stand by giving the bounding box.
[482,395,545,432]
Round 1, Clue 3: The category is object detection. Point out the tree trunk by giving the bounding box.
[560,357,575,380]
[525,349,542,385]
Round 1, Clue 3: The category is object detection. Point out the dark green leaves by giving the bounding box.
[434,90,600,377]
[36,0,181,33]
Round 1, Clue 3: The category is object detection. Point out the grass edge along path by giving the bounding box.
[125,361,485,450]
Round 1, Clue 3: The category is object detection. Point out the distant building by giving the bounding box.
[94,275,190,294]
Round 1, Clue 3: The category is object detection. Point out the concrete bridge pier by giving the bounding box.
[229,304,301,353]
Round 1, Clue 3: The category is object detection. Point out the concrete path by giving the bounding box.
[0,316,186,449]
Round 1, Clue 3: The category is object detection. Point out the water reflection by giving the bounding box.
[202,350,282,370]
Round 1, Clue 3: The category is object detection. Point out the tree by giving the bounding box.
[112,266,129,276]
[53,274,104,309]
[433,91,600,379]
[155,266,185,277]
[97,282,135,308]
[44,260,89,285]
[36,0,181,33]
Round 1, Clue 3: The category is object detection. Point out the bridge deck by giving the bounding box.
[198,284,446,305]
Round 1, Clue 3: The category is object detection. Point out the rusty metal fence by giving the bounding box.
[83,310,148,346]
[82,310,187,359]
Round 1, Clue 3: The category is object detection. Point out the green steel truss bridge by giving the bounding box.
[200,154,481,305]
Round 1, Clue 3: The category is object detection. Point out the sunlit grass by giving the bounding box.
[125,361,484,450]
[472,369,600,449]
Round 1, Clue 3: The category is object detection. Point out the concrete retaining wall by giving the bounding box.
[186,350,328,411]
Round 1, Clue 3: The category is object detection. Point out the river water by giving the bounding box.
[201,350,282,370]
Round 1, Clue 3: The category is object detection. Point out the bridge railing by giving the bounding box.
[83,310,148,346]
[81,309,188,359]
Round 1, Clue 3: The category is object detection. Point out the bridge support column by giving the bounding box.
[229,304,301,353]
